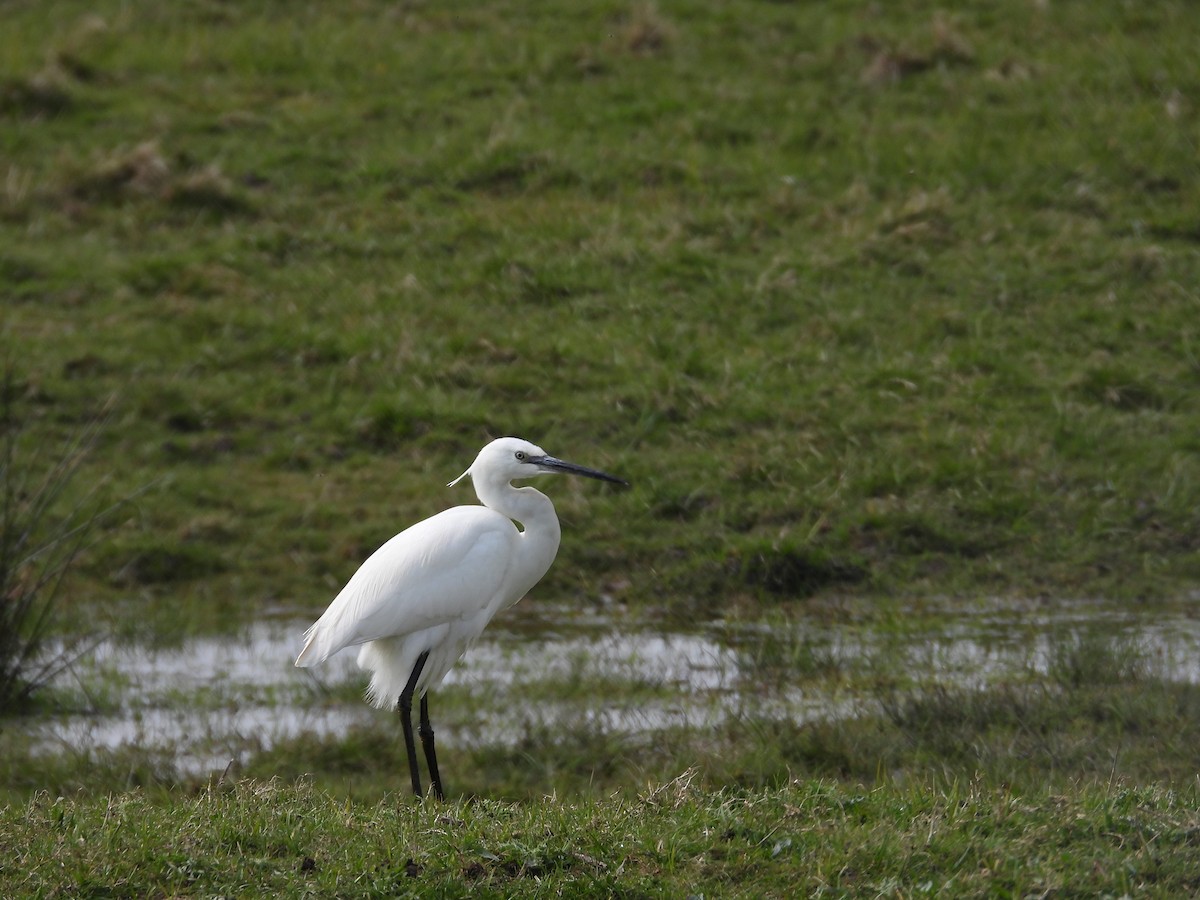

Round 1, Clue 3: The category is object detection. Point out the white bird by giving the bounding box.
[294,436,627,799]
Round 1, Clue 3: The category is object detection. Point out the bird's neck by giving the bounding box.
[476,481,559,538]
[475,480,562,601]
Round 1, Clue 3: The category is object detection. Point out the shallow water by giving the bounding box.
[26,621,749,775]
[19,602,1200,777]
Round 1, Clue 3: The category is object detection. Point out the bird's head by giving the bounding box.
[449,437,627,488]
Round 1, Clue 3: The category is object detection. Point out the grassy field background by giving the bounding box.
[4,0,1197,630]
[3,0,1200,893]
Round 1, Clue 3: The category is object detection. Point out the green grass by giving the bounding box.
[5,777,1200,897]
[5,622,1200,892]
[2,1,1200,891]
[2,0,1198,632]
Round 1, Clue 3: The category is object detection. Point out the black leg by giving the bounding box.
[419,693,444,800]
[396,650,430,798]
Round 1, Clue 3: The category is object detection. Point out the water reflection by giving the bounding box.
[19,604,1200,777]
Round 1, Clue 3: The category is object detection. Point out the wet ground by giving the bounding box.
[20,600,1200,777]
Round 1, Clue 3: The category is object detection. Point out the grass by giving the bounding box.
[5,620,1200,892]
[1,1,1197,634]
[5,777,1200,897]
[2,0,1199,892]
[0,373,113,712]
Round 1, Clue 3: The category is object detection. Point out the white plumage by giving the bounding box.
[294,436,626,798]
[297,504,536,708]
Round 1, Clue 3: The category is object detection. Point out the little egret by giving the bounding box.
[294,436,627,799]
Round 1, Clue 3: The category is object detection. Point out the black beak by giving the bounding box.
[533,455,629,486]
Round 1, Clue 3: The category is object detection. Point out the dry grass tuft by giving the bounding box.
[166,164,249,214]
[860,14,975,86]
[0,65,74,116]
[82,141,172,198]
[617,4,675,57]
[64,142,251,215]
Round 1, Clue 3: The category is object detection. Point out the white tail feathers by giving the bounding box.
[294,624,326,667]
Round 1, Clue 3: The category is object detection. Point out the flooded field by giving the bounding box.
[17,600,1200,779]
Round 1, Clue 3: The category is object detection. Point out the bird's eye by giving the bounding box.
[515,451,527,461]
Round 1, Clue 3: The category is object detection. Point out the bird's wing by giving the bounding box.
[296,506,517,665]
